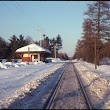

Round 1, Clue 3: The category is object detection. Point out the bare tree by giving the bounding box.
[84,1,110,68]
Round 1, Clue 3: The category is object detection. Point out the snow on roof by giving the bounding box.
[16,43,51,53]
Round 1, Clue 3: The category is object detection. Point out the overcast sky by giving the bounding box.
[0,1,92,57]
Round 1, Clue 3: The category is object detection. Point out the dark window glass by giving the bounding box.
[34,55,38,59]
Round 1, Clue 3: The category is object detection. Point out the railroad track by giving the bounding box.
[43,62,93,109]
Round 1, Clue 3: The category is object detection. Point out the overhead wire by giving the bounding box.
[13,1,45,39]
[1,1,31,27]
[14,1,34,23]
[12,1,38,30]
[1,1,39,31]
[1,1,45,42]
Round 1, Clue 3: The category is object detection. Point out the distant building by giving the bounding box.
[15,43,51,62]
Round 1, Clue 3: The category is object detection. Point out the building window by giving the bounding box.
[34,55,38,59]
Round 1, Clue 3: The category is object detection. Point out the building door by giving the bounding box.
[34,55,38,62]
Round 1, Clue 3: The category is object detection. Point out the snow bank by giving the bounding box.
[0,60,45,70]
[74,61,110,109]
[46,58,62,62]
[51,58,62,62]
[0,60,65,109]
[79,61,110,78]
[0,62,7,69]
[100,58,110,65]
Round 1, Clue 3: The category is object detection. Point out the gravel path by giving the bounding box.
[50,62,87,109]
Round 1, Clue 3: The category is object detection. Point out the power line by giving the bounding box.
[1,1,46,42]
[2,1,38,31]
[1,1,29,27]
[12,1,38,30]
[12,1,46,41]
[15,1,34,22]
[1,1,30,26]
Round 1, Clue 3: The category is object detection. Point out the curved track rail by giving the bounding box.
[43,62,93,109]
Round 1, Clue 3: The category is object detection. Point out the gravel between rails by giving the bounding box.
[50,63,87,109]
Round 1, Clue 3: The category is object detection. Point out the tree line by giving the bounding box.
[73,1,110,66]
[0,34,69,61]
[41,34,68,60]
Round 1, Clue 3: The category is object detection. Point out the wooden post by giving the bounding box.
[94,36,97,69]
[28,47,30,62]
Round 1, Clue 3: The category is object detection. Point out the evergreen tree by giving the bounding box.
[56,34,62,50]
[8,35,19,60]
[18,35,28,48]
[0,37,7,59]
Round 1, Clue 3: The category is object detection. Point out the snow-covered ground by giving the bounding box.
[73,59,110,109]
[79,61,110,79]
[0,59,66,108]
[0,58,110,109]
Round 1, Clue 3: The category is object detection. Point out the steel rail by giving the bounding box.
[43,62,93,109]
[43,63,67,109]
[73,63,93,109]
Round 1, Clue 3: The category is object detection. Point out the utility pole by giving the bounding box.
[37,28,44,47]
[94,1,100,69]
[97,1,100,67]
[28,47,30,62]
[54,44,58,58]
[94,35,97,69]
[54,45,56,58]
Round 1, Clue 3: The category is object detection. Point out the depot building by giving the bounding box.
[15,43,51,62]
